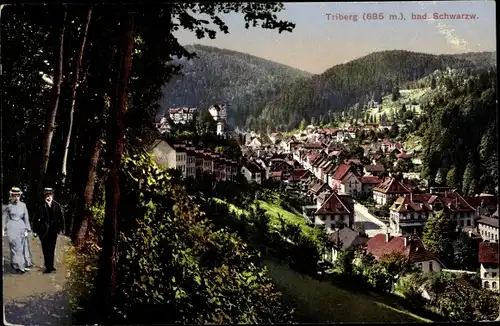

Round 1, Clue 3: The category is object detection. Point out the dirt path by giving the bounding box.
[3,234,72,325]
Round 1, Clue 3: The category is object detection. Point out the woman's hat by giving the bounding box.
[44,187,54,194]
[9,187,22,195]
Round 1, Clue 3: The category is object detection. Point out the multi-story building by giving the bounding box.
[389,194,434,235]
[479,242,499,292]
[185,145,196,179]
[203,152,214,174]
[241,160,264,184]
[311,189,355,233]
[389,191,478,235]
[194,149,204,177]
[372,177,412,206]
[150,140,186,177]
[477,217,499,242]
[168,107,197,124]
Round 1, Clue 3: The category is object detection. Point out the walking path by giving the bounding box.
[3,233,72,325]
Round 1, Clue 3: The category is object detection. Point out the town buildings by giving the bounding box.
[151,140,238,181]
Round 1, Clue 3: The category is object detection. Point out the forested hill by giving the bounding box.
[159,44,313,126]
[255,50,496,130]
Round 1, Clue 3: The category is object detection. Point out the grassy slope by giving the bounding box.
[264,260,431,323]
[213,198,431,322]
[213,198,314,236]
[254,200,314,237]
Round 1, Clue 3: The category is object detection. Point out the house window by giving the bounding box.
[484,281,490,288]
[493,282,498,289]
[418,263,423,270]
[460,220,464,227]
[466,220,471,226]
[429,261,433,272]
[492,272,497,278]
[320,216,326,221]
[484,272,489,278]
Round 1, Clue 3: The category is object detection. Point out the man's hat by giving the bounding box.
[9,187,22,195]
[44,187,54,194]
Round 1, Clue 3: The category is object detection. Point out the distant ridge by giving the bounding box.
[159,44,313,126]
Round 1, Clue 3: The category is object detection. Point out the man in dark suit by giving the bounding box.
[33,188,65,273]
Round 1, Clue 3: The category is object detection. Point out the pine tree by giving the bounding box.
[299,118,306,131]
[423,210,456,266]
[430,77,437,90]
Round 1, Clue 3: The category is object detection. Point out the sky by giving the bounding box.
[173,1,496,74]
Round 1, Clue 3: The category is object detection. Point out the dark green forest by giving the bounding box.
[159,44,312,127]
[415,68,498,194]
[256,50,496,130]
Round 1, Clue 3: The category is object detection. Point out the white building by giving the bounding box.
[479,242,499,292]
[241,161,264,184]
[339,172,362,197]
[168,107,197,124]
[477,217,499,242]
[208,104,227,121]
[150,140,187,178]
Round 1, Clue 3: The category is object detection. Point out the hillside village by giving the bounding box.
[153,96,499,308]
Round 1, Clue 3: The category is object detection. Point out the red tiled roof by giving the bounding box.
[428,192,475,212]
[361,176,382,184]
[463,196,498,210]
[344,159,362,166]
[315,192,351,215]
[288,169,308,181]
[396,151,412,159]
[391,194,433,213]
[373,177,411,194]
[365,234,437,262]
[364,164,385,173]
[341,171,360,183]
[479,242,499,264]
[332,164,351,181]
[310,180,329,194]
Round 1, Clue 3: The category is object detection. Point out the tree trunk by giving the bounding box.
[96,12,135,321]
[61,8,92,186]
[38,8,66,192]
[72,95,109,246]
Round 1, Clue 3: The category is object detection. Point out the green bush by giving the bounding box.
[67,151,295,324]
[64,201,105,323]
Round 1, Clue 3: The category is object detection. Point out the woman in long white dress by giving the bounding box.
[2,187,33,273]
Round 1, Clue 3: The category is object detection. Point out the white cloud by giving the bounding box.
[418,1,469,51]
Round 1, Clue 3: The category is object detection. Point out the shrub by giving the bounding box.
[67,151,295,324]
[64,202,104,323]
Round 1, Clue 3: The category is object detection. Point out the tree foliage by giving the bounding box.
[422,210,456,266]
[418,68,497,192]
[75,151,295,324]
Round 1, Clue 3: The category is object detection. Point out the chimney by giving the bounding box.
[410,192,413,202]
[386,231,391,242]
[404,237,407,247]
